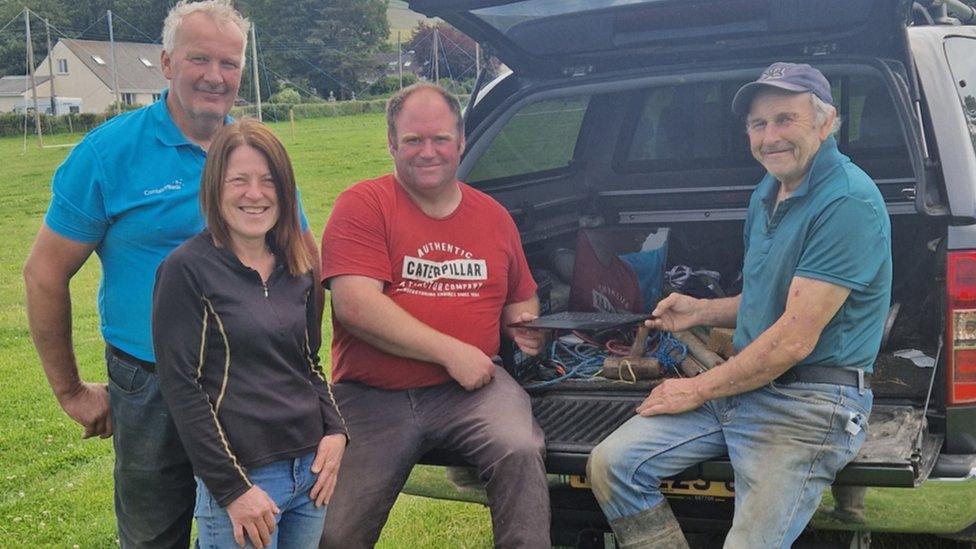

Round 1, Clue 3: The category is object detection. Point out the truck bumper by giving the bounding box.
[402,465,976,537]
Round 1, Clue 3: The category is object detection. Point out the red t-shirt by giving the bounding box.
[321,174,537,390]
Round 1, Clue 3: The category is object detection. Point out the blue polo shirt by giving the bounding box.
[733,137,891,371]
[45,90,307,362]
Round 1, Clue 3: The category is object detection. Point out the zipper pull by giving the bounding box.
[262,282,268,298]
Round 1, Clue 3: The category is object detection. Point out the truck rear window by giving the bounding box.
[467,96,590,183]
[945,36,976,158]
[618,73,907,172]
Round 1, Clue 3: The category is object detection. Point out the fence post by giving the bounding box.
[289,108,295,141]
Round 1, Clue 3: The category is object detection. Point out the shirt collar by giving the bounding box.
[759,135,846,206]
[152,89,235,149]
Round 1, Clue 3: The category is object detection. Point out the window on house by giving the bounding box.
[57,59,68,74]
[91,55,106,65]
[152,93,161,102]
[139,57,153,67]
[122,93,136,105]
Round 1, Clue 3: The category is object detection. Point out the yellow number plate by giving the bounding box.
[660,479,735,498]
[569,475,735,499]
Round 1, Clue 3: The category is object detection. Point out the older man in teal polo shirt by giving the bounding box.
[23,1,315,547]
[586,62,892,548]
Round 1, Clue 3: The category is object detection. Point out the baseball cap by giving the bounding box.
[731,62,833,117]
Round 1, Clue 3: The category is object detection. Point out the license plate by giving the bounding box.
[569,475,735,499]
[660,479,735,498]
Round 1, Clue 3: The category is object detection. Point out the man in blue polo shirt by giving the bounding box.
[586,62,892,548]
[23,2,315,547]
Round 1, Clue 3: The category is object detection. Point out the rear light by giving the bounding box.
[946,251,976,404]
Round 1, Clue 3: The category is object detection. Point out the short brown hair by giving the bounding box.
[200,118,311,276]
[386,82,464,141]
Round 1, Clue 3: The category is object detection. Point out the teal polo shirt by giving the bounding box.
[733,137,891,371]
[45,90,307,362]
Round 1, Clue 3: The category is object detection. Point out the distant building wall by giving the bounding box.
[35,42,114,113]
[120,91,161,108]
[0,97,21,112]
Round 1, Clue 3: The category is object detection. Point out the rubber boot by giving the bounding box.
[609,502,690,549]
[827,485,868,523]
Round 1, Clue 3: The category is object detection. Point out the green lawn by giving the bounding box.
[0,115,493,547]
[4,114,972,549]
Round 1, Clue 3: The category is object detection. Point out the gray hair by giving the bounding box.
[161,0,250,59]
[387,82,464,141]
[811,93,842,136]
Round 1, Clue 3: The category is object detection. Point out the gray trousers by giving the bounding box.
[320,368,550,548]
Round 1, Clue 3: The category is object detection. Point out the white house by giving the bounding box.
[0,75,52,113]
[30,38,166,114]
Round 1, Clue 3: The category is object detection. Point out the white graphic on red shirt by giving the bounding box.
[396,241,488,298]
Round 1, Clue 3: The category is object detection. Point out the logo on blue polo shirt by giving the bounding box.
[144,179,184,196]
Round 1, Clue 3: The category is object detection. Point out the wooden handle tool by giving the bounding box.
[603,324,662,381]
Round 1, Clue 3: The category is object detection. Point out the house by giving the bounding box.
[371,51,419,81]
[0,75,51,113]
[31,38,167,114]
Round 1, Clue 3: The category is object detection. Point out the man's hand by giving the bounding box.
[646,293,702,333]
[310,434,346,507]
[58,381,112,439]
[443,342,496,391]
[226,485,279,548]
[635,377,706,417]
[510,312,548,356]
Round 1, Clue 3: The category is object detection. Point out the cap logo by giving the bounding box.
[761,66,787,80]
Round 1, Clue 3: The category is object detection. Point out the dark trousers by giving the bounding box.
[320,368,550,549]
[107,349,195,548]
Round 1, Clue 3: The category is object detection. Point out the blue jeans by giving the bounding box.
[587,381,872,548]
[107,349,195,548]
[195,452,326,549]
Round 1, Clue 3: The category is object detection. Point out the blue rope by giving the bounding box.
[519,331,690,389]
[650,332,688,375]
[520,339,605,390]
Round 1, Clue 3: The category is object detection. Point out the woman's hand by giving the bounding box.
[226,485,279,548]
[310,433,347,506]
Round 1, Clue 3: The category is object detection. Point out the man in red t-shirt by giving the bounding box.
[319,83,550,548]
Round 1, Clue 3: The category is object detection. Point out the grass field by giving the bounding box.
[0,115,493,547]
[4,113,976,549]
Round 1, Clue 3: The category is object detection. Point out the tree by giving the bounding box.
[268,87,300,104]
[0,0,173,77]
[0,1,69,77]
[240,0,389,100]
[406,22,484,83]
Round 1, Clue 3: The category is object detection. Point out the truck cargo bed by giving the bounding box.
[528,382,940,487]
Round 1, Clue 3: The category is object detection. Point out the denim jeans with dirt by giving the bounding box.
[587,381,872,549]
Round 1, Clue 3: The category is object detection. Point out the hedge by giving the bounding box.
[230,99,390,122]
[4,95,473,138]
[232,95,471,123]
[0,111,113,137]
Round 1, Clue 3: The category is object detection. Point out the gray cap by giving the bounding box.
[732,62,832,117]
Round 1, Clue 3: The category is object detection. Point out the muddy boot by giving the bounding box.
[609,502,690,549]
[826,485,868,523]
